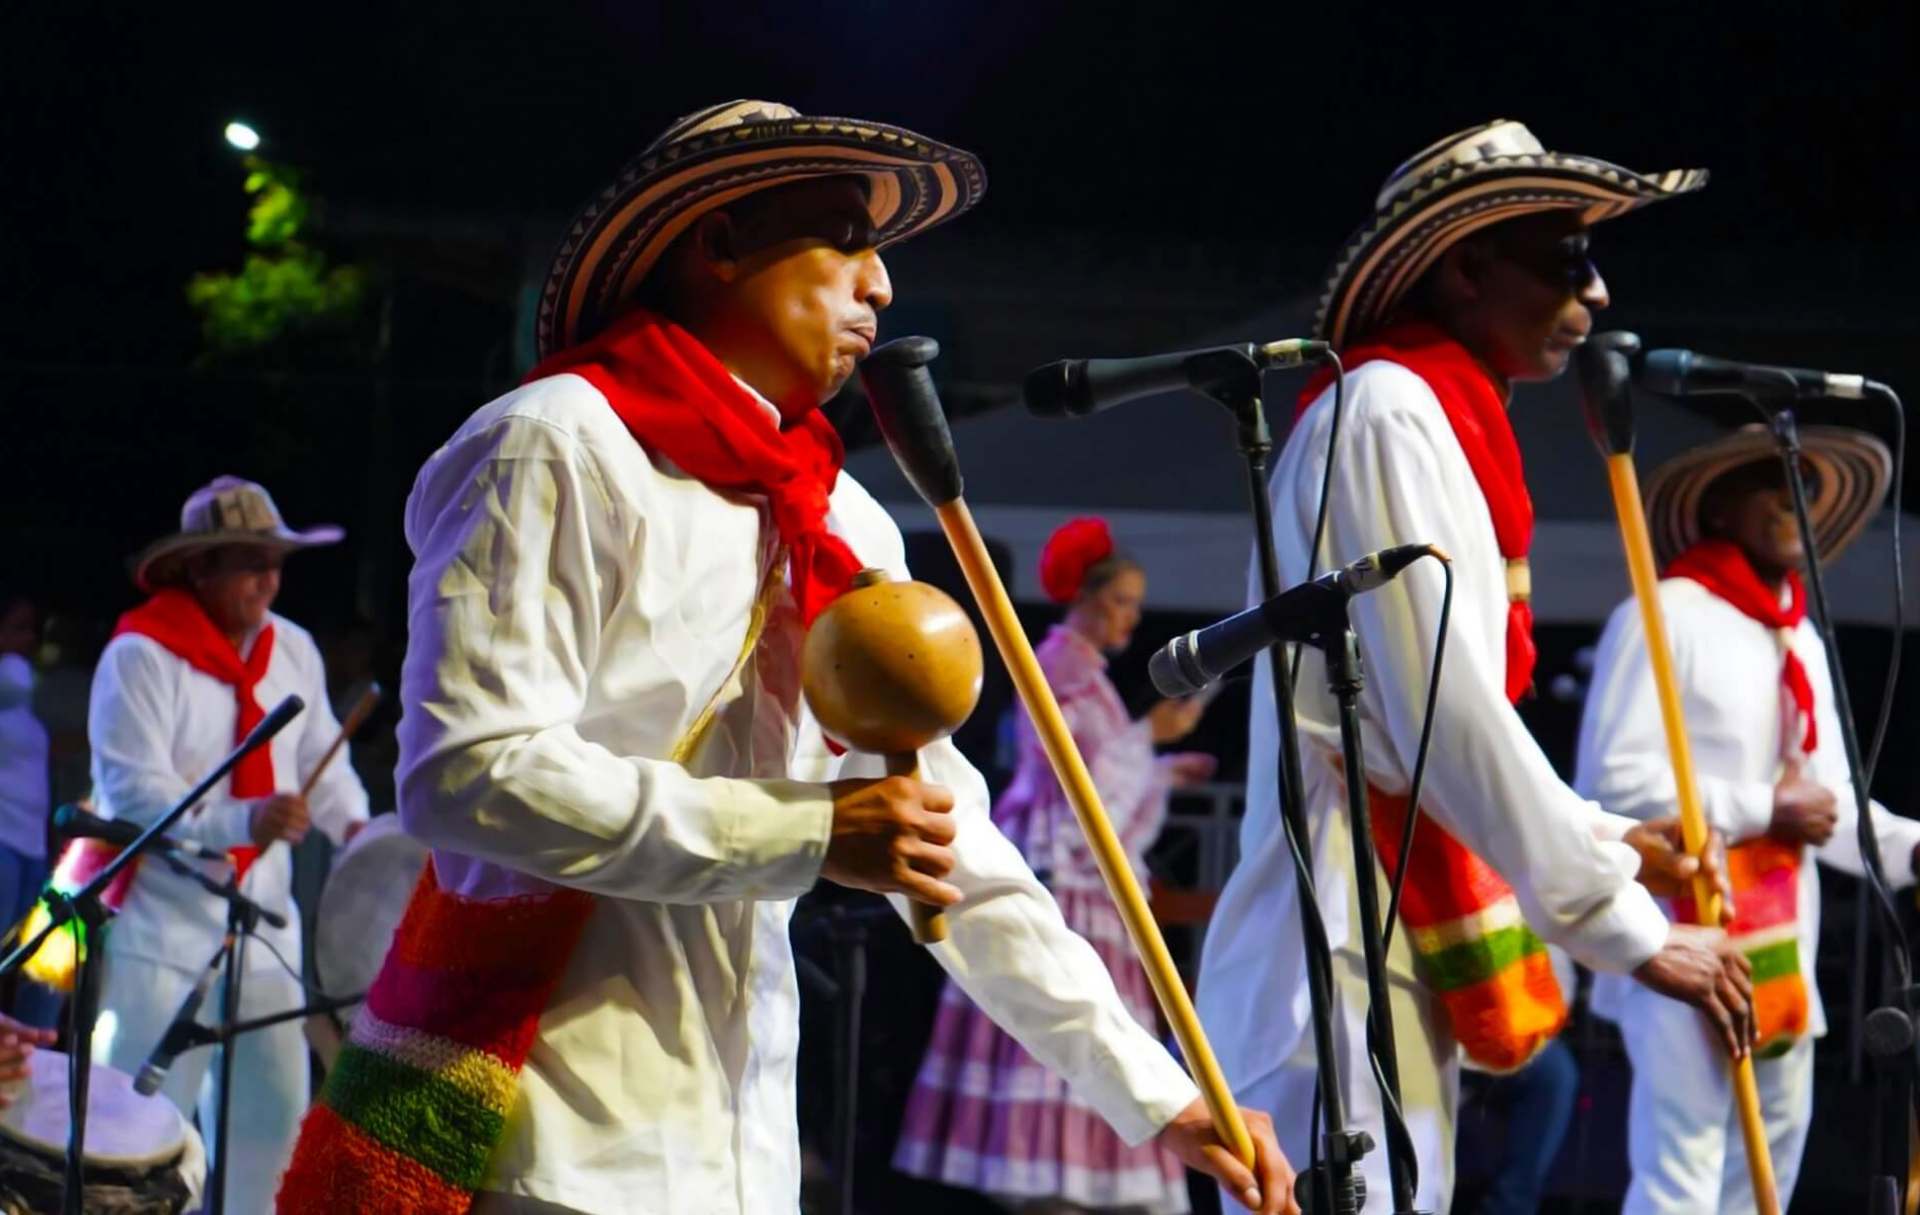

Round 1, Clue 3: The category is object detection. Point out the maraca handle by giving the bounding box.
[887,751,950,945]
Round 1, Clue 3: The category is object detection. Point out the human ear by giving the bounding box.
[690,212,741,283]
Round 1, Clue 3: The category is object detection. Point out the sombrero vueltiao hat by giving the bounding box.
[535,99,987,361]
[1314,119,1709,349]
[131,475,344,591]
[1644,424,1892,568]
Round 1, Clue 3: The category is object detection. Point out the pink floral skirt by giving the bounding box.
[891,887,1191,1213]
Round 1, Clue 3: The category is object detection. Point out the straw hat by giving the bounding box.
[131,476,343,590]
[1644,424,1892,567]
[1314,119,1707,349]
[535,99,986,360]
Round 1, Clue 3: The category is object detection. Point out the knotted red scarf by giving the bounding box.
[113,587,277,877]
[1301,320,1536,701]
[114,588,278,797]
[1665,537,1816,754]
[526,308,861,625]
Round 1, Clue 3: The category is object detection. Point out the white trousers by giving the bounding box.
[92,948,310,1215]
[1226,858,1458,1214]
[1618,984,1814,1214]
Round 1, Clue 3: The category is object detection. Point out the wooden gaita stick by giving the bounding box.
[860,337,1255,1168]
[300,682,383,799]
[1579,333,1779,1214]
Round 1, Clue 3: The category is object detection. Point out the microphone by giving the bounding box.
[1637,348,1868,401]
[53,804,227,862]
[133,946,223,1095]
[1024,339,1332,419]
[1150,544,1442,696]
[1576,331,1643,459]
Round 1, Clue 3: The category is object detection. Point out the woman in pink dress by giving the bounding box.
[894,517,1216,1215]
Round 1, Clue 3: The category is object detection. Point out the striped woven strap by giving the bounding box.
[1368,784,1567,1072]
[1675,835,1808,1053]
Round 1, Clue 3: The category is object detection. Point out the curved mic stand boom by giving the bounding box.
[1576,333,1780,1214]
[858,336,1256,1171]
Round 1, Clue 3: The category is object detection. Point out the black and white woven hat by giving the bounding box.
[1314,119,1708,349]
[1645,424,1892,568]
[535,99,986,361]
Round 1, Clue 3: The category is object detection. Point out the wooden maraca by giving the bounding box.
[803,568,983,944]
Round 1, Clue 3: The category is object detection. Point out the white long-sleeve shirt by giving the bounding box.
[1196,360,1671,1092]
[396,372,1199,1215]
[1577,576,1920,1033]
[88,617,370,974]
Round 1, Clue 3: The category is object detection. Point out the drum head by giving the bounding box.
[315,814,428,1019]
[0,1050,186,1169]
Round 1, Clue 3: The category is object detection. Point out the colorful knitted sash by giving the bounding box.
[1674,837,1806,1057]
[277,865,595,1213]
[1368,784,1566,1073]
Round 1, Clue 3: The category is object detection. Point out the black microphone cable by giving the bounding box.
[1290,350,1347,692]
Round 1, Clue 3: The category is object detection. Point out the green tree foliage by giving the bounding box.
[187,158,369,359]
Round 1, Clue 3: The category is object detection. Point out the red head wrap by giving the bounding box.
[1039,516,1115,604]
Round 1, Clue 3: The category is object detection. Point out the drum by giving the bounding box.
[313,813,428,1025]
[0,1049,203,1214]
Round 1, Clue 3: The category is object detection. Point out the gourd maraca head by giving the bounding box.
[802,570,983,755]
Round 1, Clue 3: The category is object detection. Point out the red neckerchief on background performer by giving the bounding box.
[114,586,278,877]
[525,307,862,625]
[1299,319,1536,701]
[1665,537,1816,752]
[1297,318,1560,1071]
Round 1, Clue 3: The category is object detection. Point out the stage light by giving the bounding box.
[224,121,261,152]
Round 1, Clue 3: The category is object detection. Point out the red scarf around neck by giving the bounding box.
[525,308,862,625]
[1300,320,1536,702]
[1665,538,1817,754]
[114,588,278,797]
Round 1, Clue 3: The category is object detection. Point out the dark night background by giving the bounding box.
[4,2,1918,1211]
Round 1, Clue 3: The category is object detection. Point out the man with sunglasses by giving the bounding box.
[278,101,1298,1215]
[1197,122,1751,1211]
[87,475,370,1213]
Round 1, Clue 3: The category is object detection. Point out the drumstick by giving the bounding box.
[860,339,1256,1168]
[1580,335,1780,1214]
[299,683,382,799]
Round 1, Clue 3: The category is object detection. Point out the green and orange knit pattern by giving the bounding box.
[277,865,594,1214]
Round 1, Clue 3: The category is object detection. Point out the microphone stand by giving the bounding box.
[1200,363,1374,1215]
[0,695,303,1215]
[1753,405,1916,1214]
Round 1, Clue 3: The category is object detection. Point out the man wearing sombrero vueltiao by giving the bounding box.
[276,101,1298,1215]
[1577,429,1920,1212]
[1196,119,1756,1211]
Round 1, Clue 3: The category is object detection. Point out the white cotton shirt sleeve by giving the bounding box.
[274,623,370,845]
[1313,370,1669,975]
[395,412,834,905]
